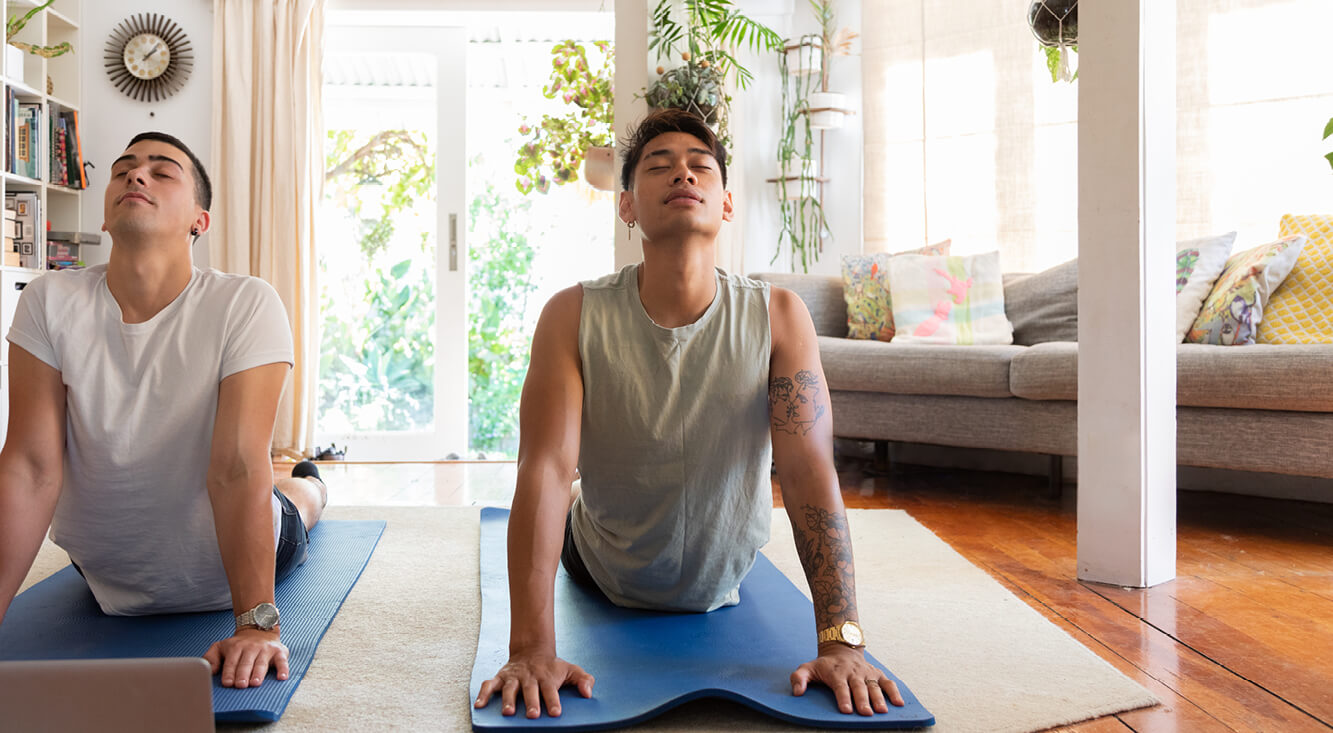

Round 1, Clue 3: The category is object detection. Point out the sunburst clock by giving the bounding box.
[104,14,194,102]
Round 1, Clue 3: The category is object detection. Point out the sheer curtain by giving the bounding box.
[210,0,325,458]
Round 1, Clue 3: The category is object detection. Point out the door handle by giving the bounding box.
[449,214,458,271]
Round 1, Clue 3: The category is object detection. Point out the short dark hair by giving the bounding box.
[619,108,727,191]
[125,131,212,211]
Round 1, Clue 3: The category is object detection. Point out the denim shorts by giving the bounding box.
[273,485,310,583]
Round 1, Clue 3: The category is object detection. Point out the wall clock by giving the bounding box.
[104,14,194,102]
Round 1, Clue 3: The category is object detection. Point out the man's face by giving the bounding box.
[103,139,205,243]
[619,131,733,243]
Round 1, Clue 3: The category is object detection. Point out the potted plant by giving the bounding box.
[6,0,72,82]
[513,40,614,195]
[807,0,857,129]
[644,0,782,152]
[1028,0,1077,83]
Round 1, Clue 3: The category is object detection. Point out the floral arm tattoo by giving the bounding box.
[768,369,827,435]
[792,504,858,631]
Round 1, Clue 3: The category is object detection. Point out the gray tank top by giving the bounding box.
[570,263,773,612]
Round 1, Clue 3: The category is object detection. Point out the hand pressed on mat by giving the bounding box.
[204,627,290,688]
[792,642,905,715]
[474,648,594,718]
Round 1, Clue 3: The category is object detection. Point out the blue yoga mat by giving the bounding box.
[0,519,385,723]
[470,507,935,730]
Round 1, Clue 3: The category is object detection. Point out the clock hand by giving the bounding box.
[141,43,163,62]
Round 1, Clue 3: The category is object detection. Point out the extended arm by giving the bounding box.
[767,288,904,715]
[0,347,67,625]
[201,362,290,688]
[475,285,593,719]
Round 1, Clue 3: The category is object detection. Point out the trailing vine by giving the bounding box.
[774,36,829,273]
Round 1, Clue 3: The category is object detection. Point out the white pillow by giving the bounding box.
[887,251,1013,345]
[1174,232,1237,342]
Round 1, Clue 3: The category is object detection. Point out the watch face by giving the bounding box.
[841,621,863,646]
[123,33,171,80]
[253,603,280,629]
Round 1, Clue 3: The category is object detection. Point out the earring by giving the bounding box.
[627,221,635,241]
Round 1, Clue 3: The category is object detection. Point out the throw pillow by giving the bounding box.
[887,251,1014,345]
[842,240,951,341]
[1258,214,1333,344]
[1004,258,1078,345]
[1173,232,1237,343]
[1185,236,1306,346]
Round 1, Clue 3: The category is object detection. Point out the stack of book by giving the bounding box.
[5,90,41,180]
[46,231,99,270]
[49,109,86,189]
[2,207,17,267]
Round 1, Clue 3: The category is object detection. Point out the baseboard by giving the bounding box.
[835,439,1333,504]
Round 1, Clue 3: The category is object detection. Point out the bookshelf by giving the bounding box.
[0,0,84,444]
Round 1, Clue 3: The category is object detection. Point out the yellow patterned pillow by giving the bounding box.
[1259,214,1333,344]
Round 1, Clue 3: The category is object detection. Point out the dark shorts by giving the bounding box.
[274,485,311,583]
[561,509,607,600]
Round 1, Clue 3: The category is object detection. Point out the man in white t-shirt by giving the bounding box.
[0,132,326,689]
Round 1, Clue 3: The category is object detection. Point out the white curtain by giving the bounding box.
[210,0,325,458]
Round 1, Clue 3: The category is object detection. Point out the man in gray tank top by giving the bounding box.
[475,109,902,720]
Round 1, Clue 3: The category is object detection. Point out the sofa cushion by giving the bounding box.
[1009,341,1333,412]
[1003,259,1078,345]
[841,240,951,341]
[1186,236,1305,345]
[887,251,1014,345]
[818,336,1021,398]
[749,273,846,337]
[1260,214,1333,344]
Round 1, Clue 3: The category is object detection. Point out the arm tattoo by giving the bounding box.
[768,369,827,435]
[792,504,858,630]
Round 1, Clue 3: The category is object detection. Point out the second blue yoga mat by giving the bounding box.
[470,507,935,730]
[0,519,386,723]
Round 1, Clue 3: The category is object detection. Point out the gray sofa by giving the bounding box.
[752,271,1333,481]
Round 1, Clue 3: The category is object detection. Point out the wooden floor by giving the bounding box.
[276,457,1333,732]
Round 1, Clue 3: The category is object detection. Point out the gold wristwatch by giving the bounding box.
[817,620,865,648]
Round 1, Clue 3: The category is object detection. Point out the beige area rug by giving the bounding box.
[20,507,1157,732]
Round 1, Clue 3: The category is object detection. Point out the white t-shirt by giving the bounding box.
[6,264,294,615]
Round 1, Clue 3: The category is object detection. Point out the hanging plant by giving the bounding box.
[773,36,829,273]
[644,0,782,152]
[513,40,614,195]
[1029,0,1077,83]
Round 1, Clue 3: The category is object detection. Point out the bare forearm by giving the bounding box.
[506,462,574,654]
[207,468,276,615]
[0,457,62,622]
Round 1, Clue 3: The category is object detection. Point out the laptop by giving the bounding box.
[0,657,214,733]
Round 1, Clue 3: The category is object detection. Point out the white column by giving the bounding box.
[1076,0,1177,587]
[612,0,650,268]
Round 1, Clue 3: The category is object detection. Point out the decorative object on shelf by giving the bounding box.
[1029,0,1077,83]
[6,0,73,60]
[644,0,782,153]
[771,1,857,272]
[104,13,194,102]
[582,146,615,191]
[513,40,614,195]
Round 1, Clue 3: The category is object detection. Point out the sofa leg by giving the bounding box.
[873,441,890,471]
[1048,455,1064,498]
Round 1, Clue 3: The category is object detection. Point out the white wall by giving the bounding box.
[79,0,215,268]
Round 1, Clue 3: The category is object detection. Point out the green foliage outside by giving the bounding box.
[1324,117,1333,171]
[468,161,538,455]
[320,129,437,432]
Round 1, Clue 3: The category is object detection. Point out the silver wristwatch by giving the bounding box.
[235,602,280,631]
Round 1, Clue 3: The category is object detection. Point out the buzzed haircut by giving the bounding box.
[124,131,212,211]
[619,108,727,192]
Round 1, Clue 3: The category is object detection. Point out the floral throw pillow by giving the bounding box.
[842,240,950,341]
[1173,232,1236,343]
[886,251,1014,345]
[1185,236,1306,346]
